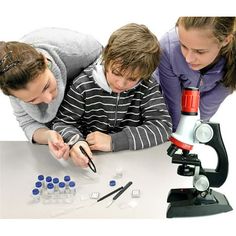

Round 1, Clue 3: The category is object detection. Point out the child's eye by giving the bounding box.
[196,51,206,55]
[180,44,187,49]
[112,70,121,76]
[42,80,50,93]
[45,84,50,90]
[128,77,139,82]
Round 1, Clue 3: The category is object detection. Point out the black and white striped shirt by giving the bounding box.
[52,64,172,151]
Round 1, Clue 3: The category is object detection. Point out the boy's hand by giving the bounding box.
[86,131,112,151]
[69,141,93,167]
[47,130,70,160]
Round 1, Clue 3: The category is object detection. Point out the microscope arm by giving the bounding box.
[199,122,228,187]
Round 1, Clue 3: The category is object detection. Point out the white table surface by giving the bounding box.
[0,141,235,219]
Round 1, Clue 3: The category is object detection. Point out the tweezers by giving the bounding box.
[97,181,133,207]
[67,135,97,173]
[79,146,97,173]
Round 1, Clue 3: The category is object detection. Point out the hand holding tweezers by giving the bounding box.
[68,136,97,173]
[79,146,97,173]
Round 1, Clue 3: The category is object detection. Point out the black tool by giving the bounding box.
[106,181,133,208]
[97,186,124,202]
[79,146,97,173]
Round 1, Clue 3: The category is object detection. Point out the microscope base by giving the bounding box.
[166,188,233,218]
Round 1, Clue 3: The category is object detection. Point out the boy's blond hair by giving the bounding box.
[102,23,160,80]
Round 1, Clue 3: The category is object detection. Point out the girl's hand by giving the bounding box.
[47,130,70,160]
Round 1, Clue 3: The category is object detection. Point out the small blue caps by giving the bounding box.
[37,175,44,181]
[35,181,42,188]
[46,176,52,183]
[69,181,75,188]
[59,182,65,188]
[32,188,40,195]
[64,176,71,182]
[47,183,54,189]
[53,177,59,184]
[109,180,116,186]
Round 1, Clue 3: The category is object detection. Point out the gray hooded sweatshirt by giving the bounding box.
[9,27,102,142]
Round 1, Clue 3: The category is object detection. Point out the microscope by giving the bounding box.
[166,87,233,218]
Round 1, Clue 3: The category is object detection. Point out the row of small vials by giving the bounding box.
[32,175,76,203]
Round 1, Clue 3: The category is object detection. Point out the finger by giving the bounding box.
[48,141,60,158]
[48,140,54,149]
[62,147,70,160]
[70,143,90,166]
[50,133,65,146]
[86,132,92,138]
[71,155,88,168]
[86,135,94,144]
[59,146,67,159]
[49,149,62,159]
[49,140,64,150]
[79,151,90,164]
[55,141,65,148]
[54,145,69,159]
[88,144,97,151]
[80,145,93,159]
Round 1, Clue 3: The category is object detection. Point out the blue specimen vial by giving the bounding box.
[47,183,54,194]
[69,181,76,195]
[35,181,43,192]
[53,177,59,190]
[46,176,52,185]
[37,175,45,187]
[32,188,40,202]
[59,182,66,193]
[64,176,71,187]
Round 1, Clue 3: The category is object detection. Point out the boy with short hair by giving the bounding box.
[51,23,172,167]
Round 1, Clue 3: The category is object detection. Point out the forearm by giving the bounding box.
[32,127,51,144]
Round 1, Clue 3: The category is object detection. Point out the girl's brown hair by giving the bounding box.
[0,41,46,95]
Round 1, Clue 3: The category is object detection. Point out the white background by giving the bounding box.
[1,0,235,235]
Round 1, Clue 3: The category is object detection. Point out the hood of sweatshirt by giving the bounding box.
[92,61,112,94]
[92,60,141,94]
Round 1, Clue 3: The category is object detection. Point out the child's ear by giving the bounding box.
[222,34,233,47]
[43,55,47,64]
[44,56,51,69]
